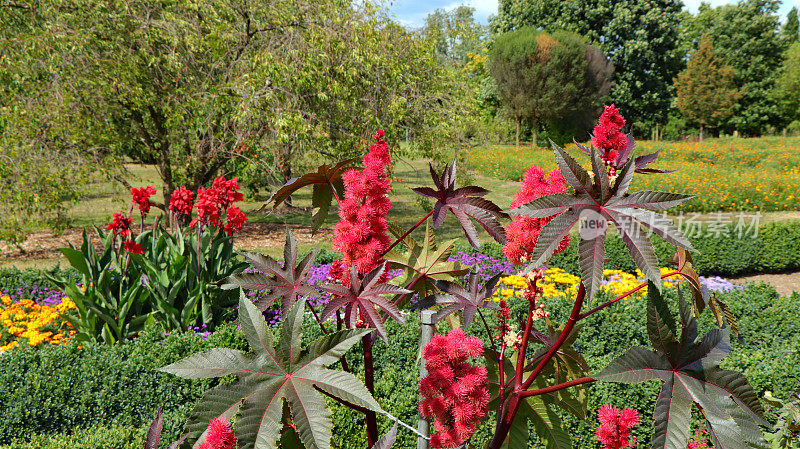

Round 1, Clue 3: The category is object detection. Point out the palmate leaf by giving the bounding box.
[385,222,470,307]
[263,158,357,233]
[575,137,675,174]
[412,268,501,329]
[485,350,574,449]
[669,248,739,336]
[160,294,384,449]
[511,142,694,300]
[595,287,768,449]
[317,264,410,342]
[221,228,318,313]
[412,159,508,249]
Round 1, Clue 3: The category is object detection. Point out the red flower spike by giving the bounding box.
[196,418,236,449]
[332,130,392,274]
[595,404,640,449]
[419,328,488,448]
[123,239,144,255]
[169,186,194,218]
[107,213,133,238]
[212,176,244,209]
[223,206,248,236]
[504,166,570,265]
[131,185,157,215]
[193,187,221,226]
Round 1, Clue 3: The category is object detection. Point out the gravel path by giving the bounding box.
[730,271,800,296]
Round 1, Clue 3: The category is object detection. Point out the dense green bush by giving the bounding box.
[0,323,246,445]
[0,426,146,449]
[460,220,800,277]
[0,266,78,297]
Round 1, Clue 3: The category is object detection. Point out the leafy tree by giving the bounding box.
[488,27,612,147]
[681,0,787,135]
[674,35,740,141]
[423,5,485,65]
[783,7,799,44]
[492,0,685,132]
[775,42,800,128]
[1,0,468,210]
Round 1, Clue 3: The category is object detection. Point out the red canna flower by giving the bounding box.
[223,206,248,236]
[332,129,392,275]
[131,185,157,215]
[212,176,244,209]
[169,186,194,218]
[197,418,237,449]
[191,187,222,227]
[503,166,570,265]
[106,213,134,238]
[595,404,640,449]
[122,239,144,255]
[419,328,488,448]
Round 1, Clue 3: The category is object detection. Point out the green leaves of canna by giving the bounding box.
[595,286,767,449]
[510,142,694,300]
[160,294,384,449]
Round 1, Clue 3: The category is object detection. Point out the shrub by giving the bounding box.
[0,323,246,445]
[0,426,146,449]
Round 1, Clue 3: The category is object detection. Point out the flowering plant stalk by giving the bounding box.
[167,114,767,449]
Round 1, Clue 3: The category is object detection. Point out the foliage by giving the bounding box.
[683,0,787,135]
[493,0,685,129]
[775,42,800,127]
[0,426,146,449]
[783,7,799,45]
[488,27,612,146]
[423,5,486,65]
[764,391,800,448]
[0,323,247,445]
[674,35,740,140]
[161,295,385,449]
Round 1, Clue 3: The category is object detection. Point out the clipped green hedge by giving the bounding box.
[0,266,79,297]
[0,323,247,445]
[4,284,798,448]
[0,426,146,449]
[459,220,800,277]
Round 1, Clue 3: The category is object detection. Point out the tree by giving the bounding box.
[2,0,469,211]
[423,5,486,65]
[488,27,612,147]
[492,0,685,133]
[775,42,800,127]
[783,7,799,44]
[681,0,787,135]
[674,35,740,141]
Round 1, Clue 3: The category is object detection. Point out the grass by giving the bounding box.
[466,136,800,213]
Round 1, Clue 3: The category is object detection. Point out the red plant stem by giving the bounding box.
[363,334,379,447]
[521,283,585,390]
[515,296,539,389]
[380,209,434,257]
[518,377,595,397]
[315,386,369,414]
[577,271,682,320]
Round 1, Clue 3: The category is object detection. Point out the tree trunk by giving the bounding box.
[530,119,538,148]
[699,124,704,142]
[280,145,293,207]
[515,115,520,148]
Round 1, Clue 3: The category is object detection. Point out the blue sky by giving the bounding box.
[385,0,800,28]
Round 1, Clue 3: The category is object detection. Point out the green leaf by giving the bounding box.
[596,289,767,449]
[60,247,91,278]
[161,296,384,449]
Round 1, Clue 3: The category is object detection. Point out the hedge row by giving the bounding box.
[458,220,800,278]
[3,283,798,448]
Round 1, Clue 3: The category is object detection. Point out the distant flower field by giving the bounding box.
[466,136,800,212]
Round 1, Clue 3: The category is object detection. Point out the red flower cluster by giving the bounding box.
[419,328,489,448]
[595,404,640,449]
[332,129,393,275]
[687,428,710,448]
[107,213,133,238]
[592,104,628,155]
[198,418,237,449]
[169,186,194,218]
[131,185,156,214]
[122,239,144,255]
[213,176,244,209]
[192,187,223,227]
[224,206,248,236]
[503,166,570,265]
